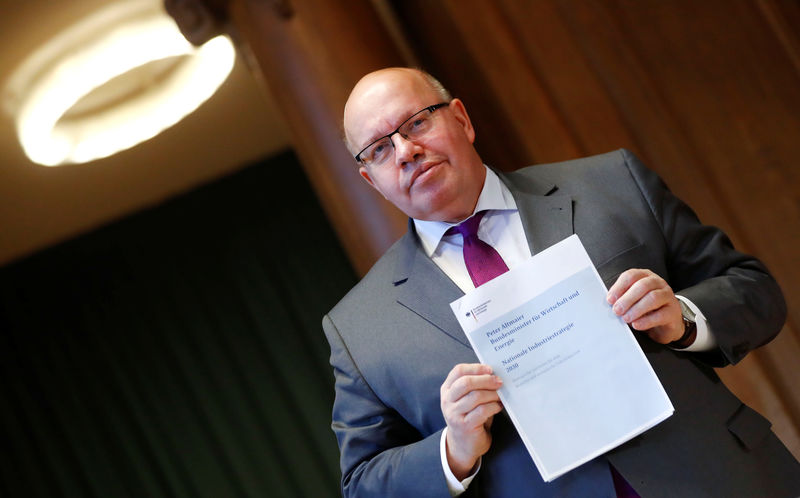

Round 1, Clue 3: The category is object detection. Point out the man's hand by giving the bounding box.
[606,268,684,344]
[440,363,503,480]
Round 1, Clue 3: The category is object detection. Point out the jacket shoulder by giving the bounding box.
[508,149,633,178]
[326,230,412,319]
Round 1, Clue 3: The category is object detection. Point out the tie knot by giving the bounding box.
[449,210,487,239]
[444,210,508,287]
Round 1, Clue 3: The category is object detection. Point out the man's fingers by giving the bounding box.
[462,401,503,427]
[630,306,672,331]
[620,287,674,324]
[606,268,651,304]
[605,268,685,342]
[442,363,493,390]
[446,389,501,417]
[447,398,503,433]
[440,366,504,479]
[444,373,503,403]
[611,274,662,315]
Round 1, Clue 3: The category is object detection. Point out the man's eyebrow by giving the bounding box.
[362,129,390,148]
[360,108,414,149]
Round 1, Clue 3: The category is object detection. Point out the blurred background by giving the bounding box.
[0,0,798,496]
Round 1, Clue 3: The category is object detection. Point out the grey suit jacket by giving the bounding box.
[323,149,800,497]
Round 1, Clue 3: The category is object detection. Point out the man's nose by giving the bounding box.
[391,133,423,164]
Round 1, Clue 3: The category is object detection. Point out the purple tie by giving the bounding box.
[610,464,640,497]
[448,211,509,287]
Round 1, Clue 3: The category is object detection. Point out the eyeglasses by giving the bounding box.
[354,102,450,166]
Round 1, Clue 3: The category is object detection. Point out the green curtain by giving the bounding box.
[0,150,355,497]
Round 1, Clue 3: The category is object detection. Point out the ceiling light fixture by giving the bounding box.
[3,0,235,166]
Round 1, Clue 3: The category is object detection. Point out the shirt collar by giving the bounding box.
[414,166,518,257]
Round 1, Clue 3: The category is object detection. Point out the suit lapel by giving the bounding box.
[515,193,574,255]
[393,225,471,348]
[498,169,574,255]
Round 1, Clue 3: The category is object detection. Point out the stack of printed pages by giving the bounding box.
[451,235,674,482]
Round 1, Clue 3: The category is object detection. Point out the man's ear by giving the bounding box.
[359,166,388,199]
[448,98,476,144]
[359,166,376,188]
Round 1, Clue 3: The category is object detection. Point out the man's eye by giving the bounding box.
[406,116,432,136]
[371,140,392,162]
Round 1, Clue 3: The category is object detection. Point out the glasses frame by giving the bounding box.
[354,102,450,165]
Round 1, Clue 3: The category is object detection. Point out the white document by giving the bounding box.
[450,234,673,482]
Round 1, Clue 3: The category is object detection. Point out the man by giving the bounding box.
[322,67,800,497]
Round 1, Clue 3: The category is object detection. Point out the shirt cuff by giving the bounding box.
[440,427,480,496]
[675,295,717,352]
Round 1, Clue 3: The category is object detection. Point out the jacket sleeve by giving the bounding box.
[621,149,787,366]
[322,314,452,498]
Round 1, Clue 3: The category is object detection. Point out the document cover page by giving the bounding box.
[451,235,673,482]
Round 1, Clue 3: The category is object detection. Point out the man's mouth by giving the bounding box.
[409,161,442,188]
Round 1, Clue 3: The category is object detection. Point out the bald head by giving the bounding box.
[343,68,451,153]
[341,67,485,223]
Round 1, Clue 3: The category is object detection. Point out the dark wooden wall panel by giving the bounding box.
[226,0,410,276]
[391,0,800,458]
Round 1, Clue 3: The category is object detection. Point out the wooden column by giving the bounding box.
[167,0,409,276]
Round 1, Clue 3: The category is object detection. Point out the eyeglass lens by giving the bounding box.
[360,105,444,166]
